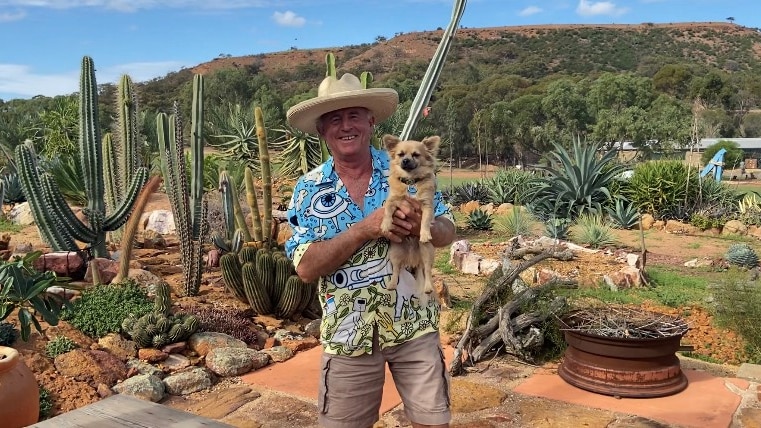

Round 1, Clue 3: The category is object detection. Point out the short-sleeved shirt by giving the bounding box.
[285,146,453,356]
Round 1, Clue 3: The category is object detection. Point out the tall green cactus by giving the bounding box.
[157,74,208,297]
[16,56,148,258]
[399,0,466,140]
[254,107,273,249]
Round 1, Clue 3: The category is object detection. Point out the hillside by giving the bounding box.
[188,22,761,82]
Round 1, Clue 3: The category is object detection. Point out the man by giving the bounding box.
[285,73,456,428]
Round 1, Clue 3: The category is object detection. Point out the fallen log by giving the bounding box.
[450,248,577,377]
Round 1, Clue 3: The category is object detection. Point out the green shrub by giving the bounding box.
[61,281,153,338]
[494,206,535,236]
[0,321,18,346]
[571,213,616,248]
[701,140,744,170]
[483,169,540,205]
[45,335,77,358]
[626,160,696,219]
[39,386,53,420]
[712,273,761,363]
[689,212,724,230]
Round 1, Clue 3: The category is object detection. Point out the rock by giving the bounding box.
[449,240,470,265]
[450,378,507,413]
[603,266,642,290]
[664,220,698,235]
[161,342,187,354]
[188,332,248,357]
[13,241,34,254]
[653,220,665,230]
[494,203,515,215]
[84,257,119,284]
[722,220,748,236]
[280,336,320,354]
[640,213,655,230]
[97,333,137,362]
[32,251,86,279]
[163,367,213,395]
[461,253,483,275]
[123,268,165,287]
[45,286,80,301]
[206,347,269,377]
[143,210,176,235]
[54,349,128,388]
[262,346,294,363]
[140,229,167,249]
[96,382,114,398]
[9,202,34,226]
[276,222,293,246]
[126,358,165,379]
[480,203,495,215]
[304,319,321,339]
[113,374,166,402]
[459,201,480,215]
[138,348,169,363]
[684,258,716,268]
[480,258,501,275]
[626,253,641,268]
[159,354,191,372]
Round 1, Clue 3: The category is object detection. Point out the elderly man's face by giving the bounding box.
[318,107,375,161]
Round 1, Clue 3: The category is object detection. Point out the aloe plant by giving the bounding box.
[157,74,208,296]
[16,56,148,258]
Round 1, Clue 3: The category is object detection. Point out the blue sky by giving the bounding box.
[0,0,757,101]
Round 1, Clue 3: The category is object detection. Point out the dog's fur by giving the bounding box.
[381,134,440,295]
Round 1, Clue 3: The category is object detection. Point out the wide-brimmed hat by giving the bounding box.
[286,73,399,135]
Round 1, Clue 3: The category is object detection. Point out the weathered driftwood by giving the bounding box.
[450,249,577,376]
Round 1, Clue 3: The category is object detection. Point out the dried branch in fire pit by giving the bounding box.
[559,307,689,339]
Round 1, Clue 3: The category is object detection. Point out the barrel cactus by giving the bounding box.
[220,246,317,319]
[121,283,199,349]
[725,243,760,269]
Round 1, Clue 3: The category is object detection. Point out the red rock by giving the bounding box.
[280,336,319,354]
[138,348,169,363]
[161,341,187,354]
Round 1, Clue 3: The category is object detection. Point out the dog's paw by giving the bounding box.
[419,231,432,242]
[380,218,392,233]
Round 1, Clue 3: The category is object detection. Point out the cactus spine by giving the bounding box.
[157,74,208,296]
[16,56,148,258]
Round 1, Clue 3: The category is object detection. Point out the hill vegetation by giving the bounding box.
[2,22,761,168]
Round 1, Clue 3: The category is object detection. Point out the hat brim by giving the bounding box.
[286,88,399,135]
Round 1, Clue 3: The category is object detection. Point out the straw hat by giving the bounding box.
[286,73,399,135]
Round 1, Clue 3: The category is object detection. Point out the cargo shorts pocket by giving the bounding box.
[319,355,332,414]
[437,345,451,408]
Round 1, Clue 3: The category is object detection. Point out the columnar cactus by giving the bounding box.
[121,283,199,349]
[157,74,209,297]
[16,56,148,258]
[211,171,244,253]
[219,247,315,319]
[255,107,273,249]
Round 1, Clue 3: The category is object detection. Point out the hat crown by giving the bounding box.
[318,74,364,98]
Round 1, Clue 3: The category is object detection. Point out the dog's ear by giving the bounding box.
[422,136,441,155]
[383,134,401,152]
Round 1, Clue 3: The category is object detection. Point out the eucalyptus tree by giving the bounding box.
[540,78,591,145]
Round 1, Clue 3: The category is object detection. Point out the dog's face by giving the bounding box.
[383,135,440,178]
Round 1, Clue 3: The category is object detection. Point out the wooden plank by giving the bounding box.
[30,394,234,428]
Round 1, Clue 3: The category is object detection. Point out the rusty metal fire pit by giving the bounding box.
[558,307,689,398]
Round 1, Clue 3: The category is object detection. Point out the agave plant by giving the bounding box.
[572,213,616,249]
[467,208,493,231]
[606,197,640,229]
[272,125,322,178]
[484,168,541,205]
[445,182,490,206]
[206,102,260,173]
[544,217,571,240]
[494,206,535,236]
[529,139,624,222]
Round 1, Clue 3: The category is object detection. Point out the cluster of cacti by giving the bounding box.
[16,56,148,258]
[121,283,199,349]
[725,243,760,268]
[219,246,317,319]
[157,74,208,296]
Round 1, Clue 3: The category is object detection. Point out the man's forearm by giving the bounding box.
[295,226,368,283]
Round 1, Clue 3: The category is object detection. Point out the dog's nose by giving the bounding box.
[401,158,414,169]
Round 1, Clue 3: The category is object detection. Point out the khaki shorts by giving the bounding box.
[318,329,451,428]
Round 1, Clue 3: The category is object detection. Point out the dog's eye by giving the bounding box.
[397,151,405,157]
[412,152,420,158]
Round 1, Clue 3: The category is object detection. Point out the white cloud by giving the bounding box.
[272,10,305,27]
[576,0,629,17]
[0,10,26,21]
[0,1,273,11]
[0,60,185,99]
[518,6,542,17]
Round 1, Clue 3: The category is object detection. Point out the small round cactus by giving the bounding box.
[725,243,759,268]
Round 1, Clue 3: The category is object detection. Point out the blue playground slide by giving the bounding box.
[699,148,726,181]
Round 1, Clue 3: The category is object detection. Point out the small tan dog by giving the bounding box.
[381,134,440,296]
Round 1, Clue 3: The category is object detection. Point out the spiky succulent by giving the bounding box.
[466,208,493,231]
[725,243,760,269]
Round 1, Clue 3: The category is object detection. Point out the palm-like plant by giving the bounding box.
[529,139,624,221]
[272,125,322,178]
[206,102,260,173]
